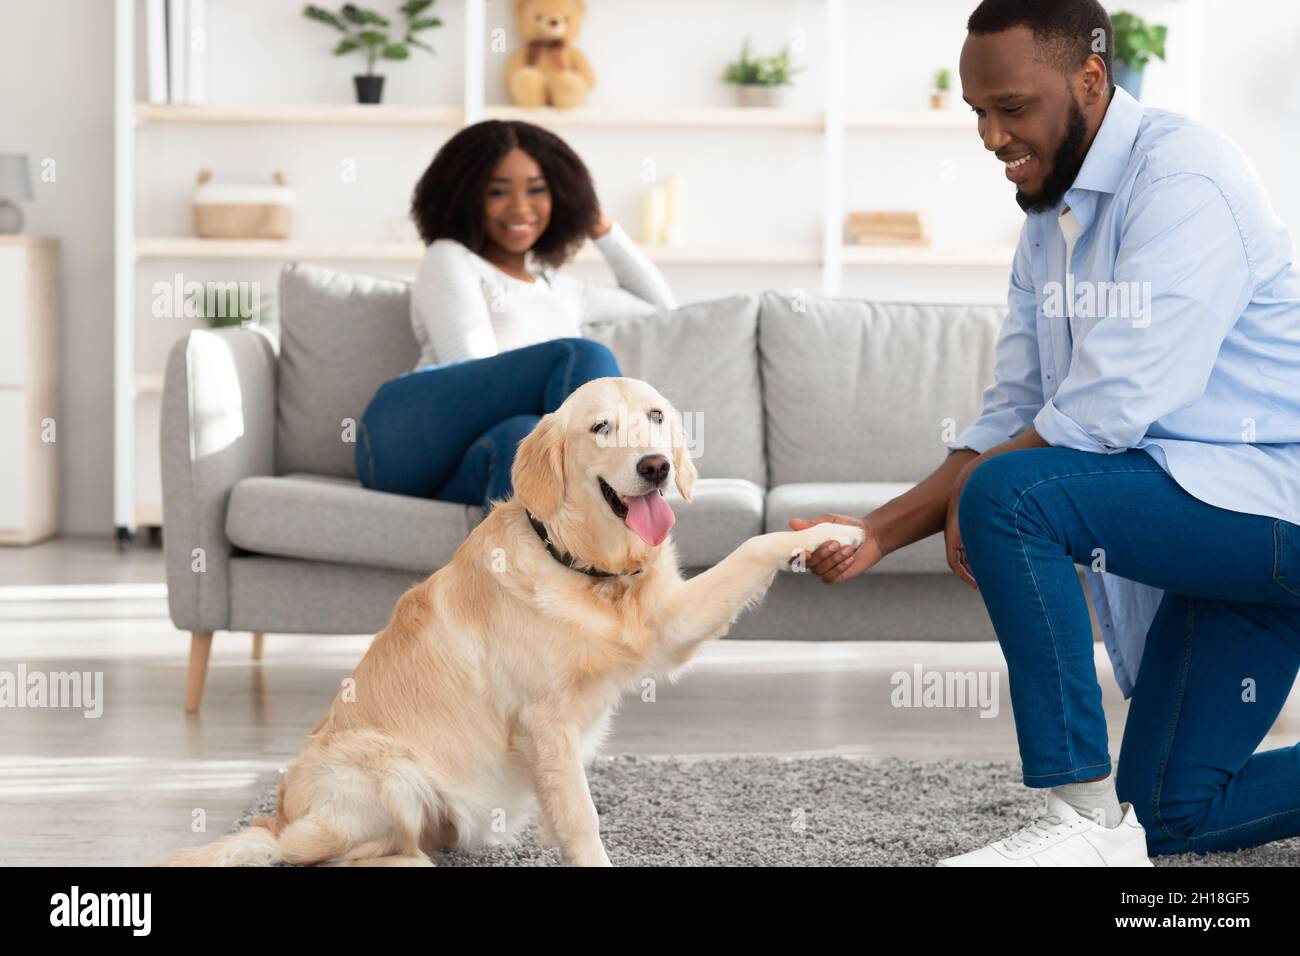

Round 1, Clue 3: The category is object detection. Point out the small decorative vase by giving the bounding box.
[736,85,786,108]
[354,75,385,104]
[930,91,950,110]
[1112,62,1144,99]
[0,199,23,234]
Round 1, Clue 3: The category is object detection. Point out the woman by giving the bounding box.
[356,120,677,514]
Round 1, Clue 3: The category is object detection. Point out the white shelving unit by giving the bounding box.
[113,0,1202,542]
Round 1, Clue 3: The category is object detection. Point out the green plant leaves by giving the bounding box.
[303,5,347,31]
[304,2,442,66]
[342,4,389,27]
[722,35,804,87]
[1111,11,1168,70]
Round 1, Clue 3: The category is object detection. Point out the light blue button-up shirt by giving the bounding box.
[951,84,1300,697]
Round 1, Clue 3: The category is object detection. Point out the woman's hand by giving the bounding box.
[589,211,612,239]
[945,460,979,589]
[788,514,882,584]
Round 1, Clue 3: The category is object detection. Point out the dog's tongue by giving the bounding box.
[624,490,675,546]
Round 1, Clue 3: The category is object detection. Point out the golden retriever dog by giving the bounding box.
[160,376,863,867]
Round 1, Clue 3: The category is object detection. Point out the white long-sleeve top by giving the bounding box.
[409,221,677,367]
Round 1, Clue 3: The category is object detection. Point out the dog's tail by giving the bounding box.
[156,814,304,867]
[157,744,440,866]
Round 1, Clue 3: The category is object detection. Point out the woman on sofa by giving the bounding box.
[356,119,677,514]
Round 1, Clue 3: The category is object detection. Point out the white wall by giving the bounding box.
[0,0,115,537]
[3,0,1298,536]
[1199,0,1300,232]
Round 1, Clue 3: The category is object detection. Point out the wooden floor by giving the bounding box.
[2,536,1298,866]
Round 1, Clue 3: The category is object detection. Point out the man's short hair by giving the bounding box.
[967,0,1115,92]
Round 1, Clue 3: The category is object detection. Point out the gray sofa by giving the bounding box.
[162,262,1005,711]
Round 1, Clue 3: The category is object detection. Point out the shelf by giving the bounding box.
[133,103,981,132]
[136,103,463,126]
[483,104,825,130]
[134,237,824,267]
[136,238,425,261]
[135,238,1018,267]
[134,102,830,130]
[841,244,1017,267]
[135,237,1018,267]
[844,109,974,130]
[581,245,820,266]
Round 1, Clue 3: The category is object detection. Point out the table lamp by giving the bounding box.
[0,154,34,234]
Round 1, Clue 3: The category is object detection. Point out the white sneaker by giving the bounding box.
[938,794,1155,867]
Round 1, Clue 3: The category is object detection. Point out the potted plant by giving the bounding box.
[930,68,951,110]
[1110,10,1167,100]
[723,37,804,108]
[303,1,443,104]
[187,283,277,332]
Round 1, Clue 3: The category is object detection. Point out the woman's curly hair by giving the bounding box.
[410,120,599,271]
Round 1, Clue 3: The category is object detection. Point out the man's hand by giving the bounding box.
[944,466,978,589]
[788,514,882,584]
[942,429,1049,589]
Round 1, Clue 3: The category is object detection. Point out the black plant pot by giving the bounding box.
[354,74,385,104]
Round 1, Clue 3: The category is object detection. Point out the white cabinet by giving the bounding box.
[0,237,60,545]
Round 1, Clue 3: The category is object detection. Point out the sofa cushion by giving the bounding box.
[582,295,766,488]
[277,263,420,479]
[764,482,950,574]
[228,473,477,573]
[227,473,761,574]
[663,478,764,567]
[759,293,1004,485]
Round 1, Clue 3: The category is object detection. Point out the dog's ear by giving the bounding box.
[670,410,697,503]
[513,413,566,521]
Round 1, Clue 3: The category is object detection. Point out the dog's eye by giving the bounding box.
[648,409,664,424]
[590,420,610,435]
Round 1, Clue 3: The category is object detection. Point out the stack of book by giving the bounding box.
[844,211,930,247]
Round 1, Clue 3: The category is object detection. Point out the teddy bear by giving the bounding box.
[505,0,596,109]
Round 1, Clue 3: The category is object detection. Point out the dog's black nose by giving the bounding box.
[637,454,670,485]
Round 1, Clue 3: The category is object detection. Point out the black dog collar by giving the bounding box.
[525,509,643,579]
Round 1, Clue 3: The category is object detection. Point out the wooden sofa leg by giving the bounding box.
[251,632,264,661]
[185,632,214,713]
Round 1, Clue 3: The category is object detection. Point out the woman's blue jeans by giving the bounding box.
[958,447,1300,855]
[356,338,621,515]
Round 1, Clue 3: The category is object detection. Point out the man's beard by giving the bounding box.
[1015,96,1089,214]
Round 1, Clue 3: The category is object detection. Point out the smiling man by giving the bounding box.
[792,0,1300,866]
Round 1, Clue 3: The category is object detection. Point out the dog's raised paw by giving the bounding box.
[808,522,865,551]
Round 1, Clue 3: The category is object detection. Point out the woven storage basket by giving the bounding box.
[193,170,294,240]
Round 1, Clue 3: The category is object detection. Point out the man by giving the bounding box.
[792,0,1300,866]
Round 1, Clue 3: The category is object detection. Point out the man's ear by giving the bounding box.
[670,410,697,503]
[512,413,566,522]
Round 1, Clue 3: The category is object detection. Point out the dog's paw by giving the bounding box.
[797,522,865,553]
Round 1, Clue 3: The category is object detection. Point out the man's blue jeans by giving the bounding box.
[356,338,621,515]
[958,447,1300,854]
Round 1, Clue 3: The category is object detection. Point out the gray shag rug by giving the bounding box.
[232,755,1300,866]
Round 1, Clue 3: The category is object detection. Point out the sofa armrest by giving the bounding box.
[160,326,277,633]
